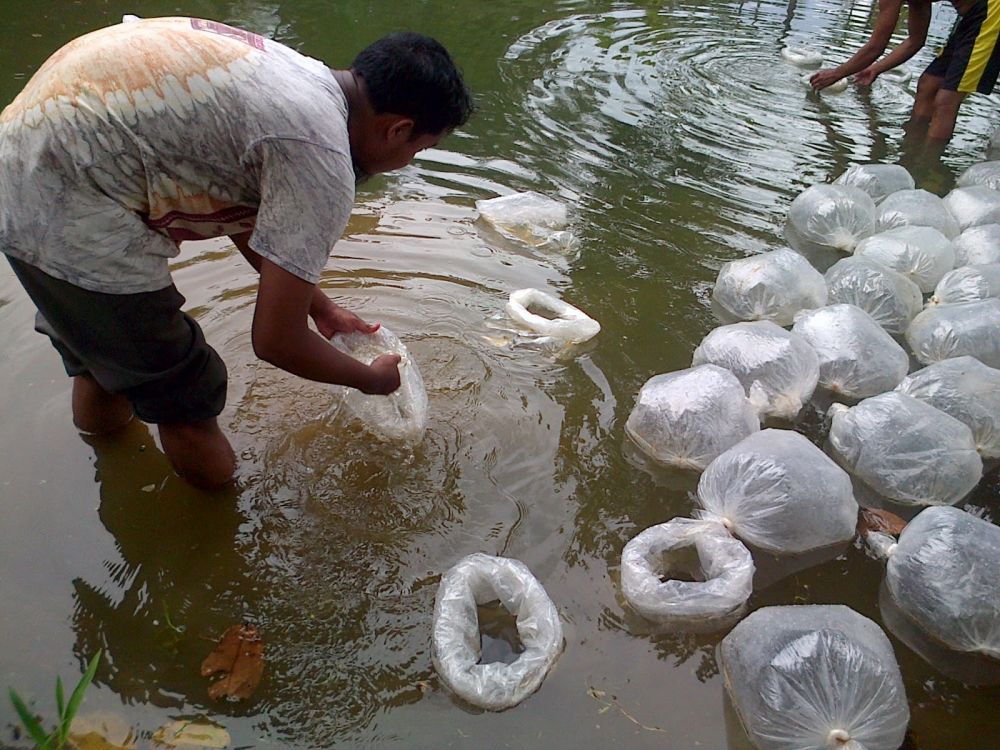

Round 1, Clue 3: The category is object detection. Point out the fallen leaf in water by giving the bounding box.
[151,720,230,748]
[69,711,136,749]
[200,623,264,701]
[857,508,908,537]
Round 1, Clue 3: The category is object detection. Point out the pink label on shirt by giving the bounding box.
[190,19,266,50]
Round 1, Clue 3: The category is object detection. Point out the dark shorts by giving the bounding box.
[6,256,227,424]
[925,0,1000,94]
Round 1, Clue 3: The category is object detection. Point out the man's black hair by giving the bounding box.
[351,32,473,136]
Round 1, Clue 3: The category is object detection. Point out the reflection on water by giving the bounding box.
[2,1,1000,749]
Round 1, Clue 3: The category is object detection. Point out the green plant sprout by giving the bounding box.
[8,650,101,750]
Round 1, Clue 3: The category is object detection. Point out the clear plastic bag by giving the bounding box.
[958,160,1000,191]
[824,256,923,334]
[931,263,1000,306]
[691,321,819,420]
[896,355,1000,457]
[833,163,915,203]
[828,392,983,506]
[876,188,960,239]
[942,185,1000,232]
[475,191,573,249]
[905,298,1000,368]
[505,288,600,343]
[432,553,563,710]
[624,364,760,471]
[952,223,1000,266]
[697,429,859,554]
[720,605,910,750]
[791,304,909,399]
[711,249,827,326]
[784,184,877,253]
[329,326,428,444]
[854,225,955,293]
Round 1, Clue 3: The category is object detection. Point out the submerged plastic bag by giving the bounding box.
[958,160,1000,191]
[711,249,827,326]
[784,184,876,253]
[876,188,961,239]
[824,256,923,334]
[943,185,1000,232]
[624,365,760,471]
[720,605,910,750]
[897,356,1000,457]
[833,163,915,203]
[505,288,600,343]
[854,225,955,293]
[432,553,563,710]
[475,191,573,249]
[931,263,1000,305]
[329,326,428,444]
[691,321,819,420]
[952,223,1000,266]
[828,392,983,506]
[905,298,1000,368]
[791,304,909,399]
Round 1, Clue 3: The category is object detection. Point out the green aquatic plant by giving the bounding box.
[8,650,102,749]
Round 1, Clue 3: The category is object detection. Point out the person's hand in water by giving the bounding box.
[361,354,402,395]
[854,66,879,86]
[310,292,380,339]
[810,68,843,91]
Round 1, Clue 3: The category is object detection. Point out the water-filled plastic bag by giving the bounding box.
[504,288,600,344]
[691,321,819,420]
[905,298,1000,368]
[720,605,909,750]
[624,364,760,471]
[329,327,428,444]
[897,356,1000,457]
[432,553,563,710]
[791,304,909,399]
[785,184,876,253]
[854,225,955,293]
[824,256,922,334]
[958,160,1000,191]
[476,191,572,249]
[942,185,1000,232]
[833,163,914,203]
[711,249,827,326]
[781,46,823,67]
[876,188,960,239]
[828,392,982,506]
[931,263,1000,305]
[952,223,1000,266]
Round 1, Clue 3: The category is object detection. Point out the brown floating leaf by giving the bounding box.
[857,508,908,538]
[200,623,264,701]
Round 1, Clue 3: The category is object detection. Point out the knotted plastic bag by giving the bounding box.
[828,392,983,506]
[784,184,877,253]
[504,288,600,344]
[720,605,909,750]
[958,160,1000,191]
[824,256,923,334]
[833,163,914,203]
[624,364,760,471]
[952,223,1000,266]
[432,553,563,710]
[896,356,1000,457]
[905,298,1000,368]
[711,248,827,326]
[475,191,573,250]
[876,188,960,239]
[930,263,1000,306]
[691,321,819,420]
[854,225,955,293]
[329,326,428,444]
[942,185,1000,232]
[791,304,909,399]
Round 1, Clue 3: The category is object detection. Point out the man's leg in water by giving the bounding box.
[72,373,134,435]
[158,419,236,491]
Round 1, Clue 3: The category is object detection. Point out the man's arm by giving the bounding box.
[855,0,931,85]
[811,0,911,89]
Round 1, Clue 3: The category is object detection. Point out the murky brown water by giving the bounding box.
[2,1,998,748]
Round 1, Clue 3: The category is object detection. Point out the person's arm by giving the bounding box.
[810,0,910,89]
[855,0,931,85]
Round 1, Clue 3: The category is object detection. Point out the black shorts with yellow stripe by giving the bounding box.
[925,0,1000,94]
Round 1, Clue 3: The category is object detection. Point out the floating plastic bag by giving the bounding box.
[780,45,823,67]
[785,184,877,253]
[905,298,1000,368]
[952,223,1000,266]
[504,288,600,344]
[931,263,1000,305]
[697,429,859,554]
[799,73,848,93]
[897,356,1000,458]
[876,188,960,239]
[624,364,760,471]
[711,249,827,326]
[828,392,983,506]
[942,185,1000,232]
[833,163,914,203]
[824,256,922,334]
[475,191,573,249]
[958,160,1000,191]
[791,304,909,399]
[720,605,910,750]
[691,321,819,420]
[329,326,428,444]
[432,553,563,710]
[854,225,955,293]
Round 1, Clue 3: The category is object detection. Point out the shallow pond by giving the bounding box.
[1,1,998,748]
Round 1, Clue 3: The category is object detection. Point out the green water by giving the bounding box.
[1,1,998,748]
